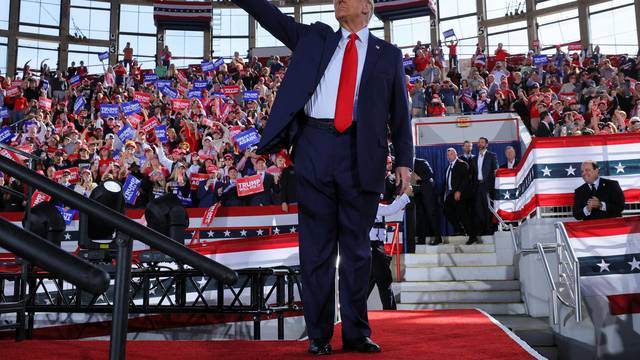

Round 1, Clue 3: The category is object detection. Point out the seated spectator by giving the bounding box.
[573,161,624,221]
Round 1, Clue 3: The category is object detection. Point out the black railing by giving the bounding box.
[0,151,238,360]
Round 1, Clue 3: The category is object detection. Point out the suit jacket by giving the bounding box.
[444,159,471,199]
[499,158,520,169]
[536,121,554,138]
[413,158,435,184]
[458,154,475,167]
[247,172,276,206]
[573,177,625,220]
[232,0,413,193]
[471,150,498,191]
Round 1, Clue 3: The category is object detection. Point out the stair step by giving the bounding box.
[402,252,511,267]
[492,316,554,347]
[396,302,527,315]
[400,290,521,303]
[403,266,515,281]
[533,346,558,360]
[415,244,496,254]
[394,280,521,292]
[434,235,496,245]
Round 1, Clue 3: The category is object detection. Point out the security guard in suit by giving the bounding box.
[413,158,443,245]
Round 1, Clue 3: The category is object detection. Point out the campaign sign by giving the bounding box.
[98,51,109,62]
[74,96,86,114]
[533,55,549,66]
[172,99,190,111]
[123,175,142,205]
[176,71,188,84]
[100,103,120,118]
[154,125,168,142]
[0,127,13,143]
[223,85,241,95]
[160,86,178,98]
[201,61,215,72]
[122,101,142,116]
[38,97,52,111]
[31,190,51,207]
[0,107,8,119]
[12,80,23,88]
[190,173,209,190]
[134,91,151,106]
[243,91,259,101]
[141,117,160,133]
[187,90,202,99]
[193,80,208,90]
[41,80,49,91]
[69,74,81,88]
[177,83,189,94]
[156,79,172,89]
[201,203,221,226]
[53,167,79,184]
[234,128,261,151]
[213,57,225,70]
[117,123,136,143]
[403,58,414,68]
[409,75,422,84]
[229,125,243,138]
[56,206,78,225]
[236,174,264,197]
[568,43,582,51]
[443,29,455,39]
[6,87,20,98]
[127,113,143,128]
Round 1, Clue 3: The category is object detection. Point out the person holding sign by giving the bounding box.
[446,36,458,70]
[231,0,413,355]
[245,156,275,206]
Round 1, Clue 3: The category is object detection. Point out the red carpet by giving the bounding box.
[0,310,538,359]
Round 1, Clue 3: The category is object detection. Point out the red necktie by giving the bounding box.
[334,33,359,133]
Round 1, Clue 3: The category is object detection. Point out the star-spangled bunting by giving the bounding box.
[579,253,640,276]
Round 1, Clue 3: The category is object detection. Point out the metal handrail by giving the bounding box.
[555,222,582,322]
[487,195,520,253]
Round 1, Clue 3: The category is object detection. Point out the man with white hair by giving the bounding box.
[232,0,413,355]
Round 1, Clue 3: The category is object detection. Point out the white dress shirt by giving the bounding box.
[305,27,369,120]
[477,150,486,181]
[370,194,410,241]
[583,177,607,216]
[507,159,515,169]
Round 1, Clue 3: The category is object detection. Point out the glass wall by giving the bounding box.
[0,0,9,31]
[69,0,110,40]
[165,30,205,67]
[68,44,109,70]
[391,16,430,50]
[0,36,7,75]
[256,7,294,48]
[19,0,61,36]
[17,39,59,73]
[119,4,156,68]
[212,8,249,60]
[537,9,580,53]
[589,2,637,55]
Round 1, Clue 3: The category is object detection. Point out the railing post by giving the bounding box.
[276,273,285,340]
[550,289,559,325]
[109,231,133,360]
[574,262,582,322]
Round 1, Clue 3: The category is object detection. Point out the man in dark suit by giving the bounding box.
[458,140,475,167]
[499,146,519,169]
[573,160,624,220]
[471,137,498,241]
[443,148,478,244]
[246,156,276,206]
[412,158,442,245]
[536,111,555,138]
[232,0,413,355]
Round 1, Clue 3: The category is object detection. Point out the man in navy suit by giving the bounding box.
[232,0,413,355]
[470,137,498,242]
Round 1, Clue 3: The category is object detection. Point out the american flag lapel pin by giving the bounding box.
[375,45,380,50]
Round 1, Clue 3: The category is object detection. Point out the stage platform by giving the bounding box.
[1,310,543,359]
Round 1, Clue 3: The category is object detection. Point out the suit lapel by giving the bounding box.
[316,29,342,85]
[358,34,383,93]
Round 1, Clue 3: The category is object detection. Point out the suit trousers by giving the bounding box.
[368,240,397,310]
[473,181,495,235]
[414,183,441,239]
[294,124,379,341]
[444,194,475,237]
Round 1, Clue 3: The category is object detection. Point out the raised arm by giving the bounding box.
[231,0,310,50]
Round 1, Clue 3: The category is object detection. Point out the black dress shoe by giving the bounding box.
[308,339,332,355]
[428,237,443,246]
[465,236,481,245]
[342,337,381,353]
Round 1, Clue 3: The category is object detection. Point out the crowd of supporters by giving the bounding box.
[405,42,640,136]
[0,40,639,212]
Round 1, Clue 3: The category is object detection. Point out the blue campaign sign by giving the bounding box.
[0,127,13,144]
[69,74,81,87]
[0,107,9,119]
[193,80,208,90]
[403,58,414,68]
[41,80,49,91]
[156,79,172,89]
[243,91,259,102]
[74,96,86,114]
[144,74,158,84]
[100,103,120,118]
[187,90,202,99]
[155,125,168,142]
[122,101,142,116]
[201,61,215,72]
[443,29,456,39]
[212,57,225,70]
[160,86,178,98]
[234,128,261,151]
[56,206,77,225]
[122,175,142,205]
[533,55,549,66]
[98,51,109,62]
[117,123,136,143]
[410,75,423,84]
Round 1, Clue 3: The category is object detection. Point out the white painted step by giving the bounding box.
[397,302,527,315]
[436,235,496,245]
[394,280,521,292]
[400,290,522,303]
[402,252,512,267]
[415,244,496,254]
[403,265,515,281]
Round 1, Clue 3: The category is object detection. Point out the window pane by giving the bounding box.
[439,0,476,18]
[119,34,157,66]
[485,0,511,20]
[0,0,9,30]
[0,45,7,75]
[212,38,249,60]
[302,9,339,30]
[70,7,110,40]
[120,4,155,34]
[213,9,248,36]
[487,29,529,55]
[440,15,477,58]
[536,0,575,10]
[166,30,204,67]
[589,4,637,55]
[590,0,634,13]
[391,16,430,49]
[20,0,61,27]
[255,7,293,48]
[538,18,580,52]
[17,40,59,72]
